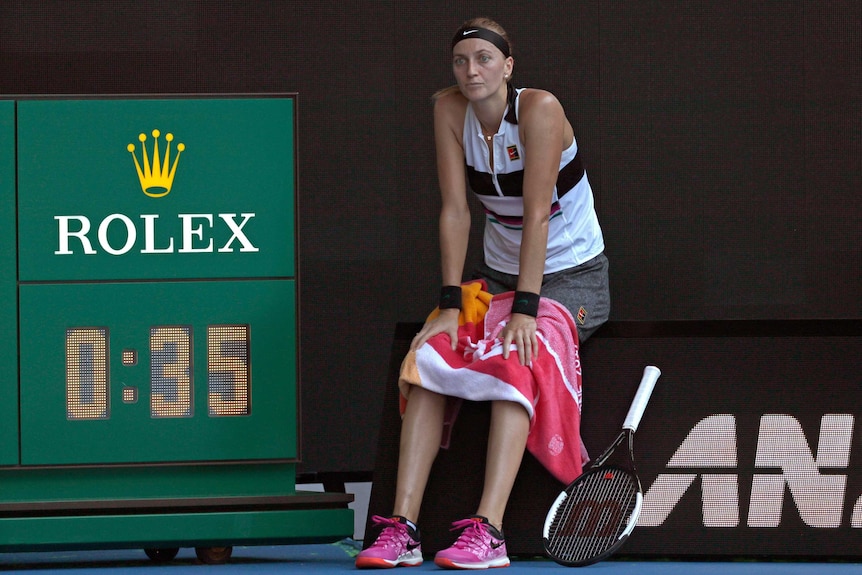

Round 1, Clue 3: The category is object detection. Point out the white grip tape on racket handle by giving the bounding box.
[622,365,661,432]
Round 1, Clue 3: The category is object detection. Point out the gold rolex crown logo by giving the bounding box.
[127,129,185,198]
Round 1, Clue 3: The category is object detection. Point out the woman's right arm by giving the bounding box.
[411,93,470,352]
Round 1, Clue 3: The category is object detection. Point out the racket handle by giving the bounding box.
[622,365,661,432]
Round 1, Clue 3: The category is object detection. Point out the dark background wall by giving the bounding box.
[1,0,859,476]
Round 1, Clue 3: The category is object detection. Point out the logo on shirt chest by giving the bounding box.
[506,145,520,162]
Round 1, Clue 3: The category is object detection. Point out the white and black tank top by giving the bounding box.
[463,86,604,275]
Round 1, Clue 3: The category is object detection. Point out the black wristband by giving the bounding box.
[439,285,462,310]
[511,291,540,317]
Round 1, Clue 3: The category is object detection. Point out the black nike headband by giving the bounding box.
[451,26,511,58]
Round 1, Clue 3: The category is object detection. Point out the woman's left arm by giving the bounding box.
[501,89,567,365]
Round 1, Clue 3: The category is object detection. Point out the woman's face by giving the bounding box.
[451,38,513,102]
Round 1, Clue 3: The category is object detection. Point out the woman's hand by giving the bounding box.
[501,313,539,365]
[411,308,460,352]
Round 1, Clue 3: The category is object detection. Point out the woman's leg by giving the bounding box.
[475,400,531,529]
[391,386,448,523]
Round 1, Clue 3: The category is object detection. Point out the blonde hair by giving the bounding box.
[432,85,461,101]
[433,17,513,101]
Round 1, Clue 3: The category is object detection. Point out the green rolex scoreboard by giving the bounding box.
[0,97,352,562]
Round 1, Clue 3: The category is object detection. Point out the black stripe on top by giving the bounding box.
[466,152,585,198]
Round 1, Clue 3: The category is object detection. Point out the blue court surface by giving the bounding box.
[0,542,858,574]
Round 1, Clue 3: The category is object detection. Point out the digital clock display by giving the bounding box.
[20,281,295,466]
[65,324,250,421]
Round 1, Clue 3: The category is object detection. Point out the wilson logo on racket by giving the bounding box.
[561,500,624,538]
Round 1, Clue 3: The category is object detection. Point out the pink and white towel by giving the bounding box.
[399,287,587,484]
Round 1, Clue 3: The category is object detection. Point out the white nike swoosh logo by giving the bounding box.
[463,30,478,36]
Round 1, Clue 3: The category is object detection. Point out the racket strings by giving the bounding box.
[546,467,638,564]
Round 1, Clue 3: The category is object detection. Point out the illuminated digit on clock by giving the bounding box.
[150,326,192,418]
[207,325,250,416]
[66,328,109,420]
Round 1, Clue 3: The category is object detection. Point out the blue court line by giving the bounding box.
[0,543,859,573]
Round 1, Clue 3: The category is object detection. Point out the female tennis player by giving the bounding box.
[356,17,609,569]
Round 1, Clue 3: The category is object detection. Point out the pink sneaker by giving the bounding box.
[434,516,510,569]
[355,515,423,569]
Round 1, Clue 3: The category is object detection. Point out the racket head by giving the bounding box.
[542,464,643,567]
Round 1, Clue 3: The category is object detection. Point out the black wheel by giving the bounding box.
[144,547,180,562]
[195,546,233,565]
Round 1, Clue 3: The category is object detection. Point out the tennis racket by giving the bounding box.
[542,365,661,567]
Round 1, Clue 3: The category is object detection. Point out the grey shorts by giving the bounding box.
[472,253,610,343]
